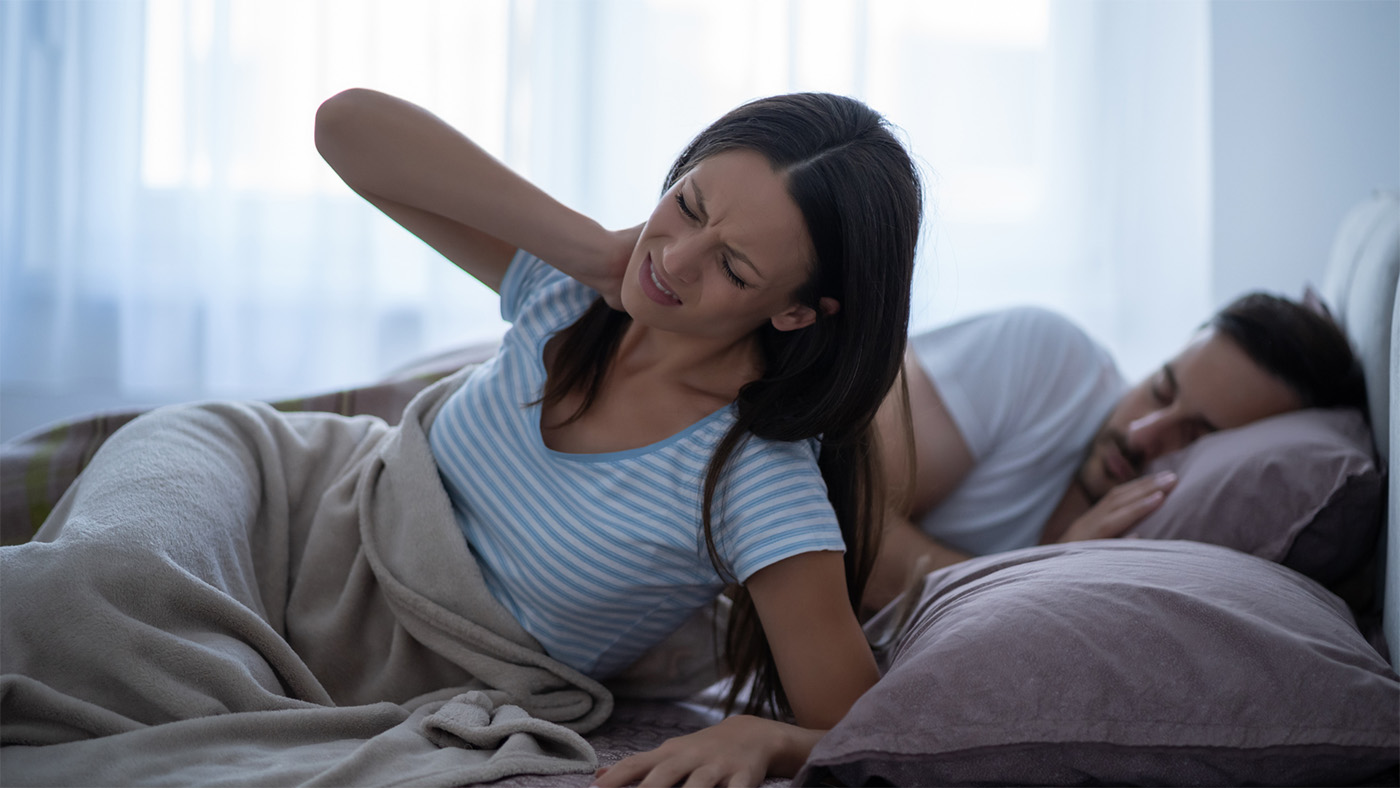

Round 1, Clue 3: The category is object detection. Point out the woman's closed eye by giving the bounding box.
[721,257,748,289]
[675,191,699,221]
[675,191,749,289]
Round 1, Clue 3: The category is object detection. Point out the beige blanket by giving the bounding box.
[0,365,613,786]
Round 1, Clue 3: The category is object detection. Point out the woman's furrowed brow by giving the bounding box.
[691,180,766,281]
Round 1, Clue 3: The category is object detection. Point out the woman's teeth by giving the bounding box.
[650,264,676,298]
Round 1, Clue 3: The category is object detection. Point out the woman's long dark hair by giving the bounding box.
[541,93,922,717]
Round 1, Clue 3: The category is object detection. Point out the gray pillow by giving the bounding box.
[799,540,1399,787]
[1127,407,1383,585]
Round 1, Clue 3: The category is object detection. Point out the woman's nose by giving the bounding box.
[662,234,705,284]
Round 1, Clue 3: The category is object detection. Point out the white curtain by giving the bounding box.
[1,0,1209,438]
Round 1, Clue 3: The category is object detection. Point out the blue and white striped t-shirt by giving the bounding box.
[428,249,845,678]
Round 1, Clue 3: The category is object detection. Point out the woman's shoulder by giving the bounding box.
[727,431,824,478]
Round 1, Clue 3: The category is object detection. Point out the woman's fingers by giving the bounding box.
[595,223,645,310]
[592,753,661,787]
[591,717,782,788]
[594,746,702,788]
[680,765,728,788]
[637,762,694,788]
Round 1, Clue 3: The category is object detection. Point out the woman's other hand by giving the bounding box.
[591,715,822,788]
[594,551,874,785]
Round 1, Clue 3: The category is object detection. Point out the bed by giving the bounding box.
[1,192,1397,786]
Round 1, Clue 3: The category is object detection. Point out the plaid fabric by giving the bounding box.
[0,342,498,546]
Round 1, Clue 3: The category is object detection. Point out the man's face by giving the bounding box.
[1076,328,1303,501]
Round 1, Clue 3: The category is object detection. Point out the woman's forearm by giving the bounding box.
[314,88,620,289]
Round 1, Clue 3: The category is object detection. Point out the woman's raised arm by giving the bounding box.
[314,88,634,300]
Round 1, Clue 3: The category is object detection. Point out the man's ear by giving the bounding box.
[770,297,840,332]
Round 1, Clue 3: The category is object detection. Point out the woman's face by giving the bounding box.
[620,149,820,342]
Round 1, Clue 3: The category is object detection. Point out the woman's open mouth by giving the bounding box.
[639,254,681,306]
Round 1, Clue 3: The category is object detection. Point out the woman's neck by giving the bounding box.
[537,322,762,454]
[614,322,764,402]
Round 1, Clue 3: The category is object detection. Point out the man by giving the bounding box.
[865,292,1368,612]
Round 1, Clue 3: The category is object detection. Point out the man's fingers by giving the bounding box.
[1061,471,1178,543]
[1104,471,1178,506]
[1129,470,1178,494]
[1099,489,1168,536]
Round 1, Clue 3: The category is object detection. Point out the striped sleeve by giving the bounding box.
[714,436,845,582]
[499,249,600,338]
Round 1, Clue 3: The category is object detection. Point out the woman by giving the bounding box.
[315,87,922,785]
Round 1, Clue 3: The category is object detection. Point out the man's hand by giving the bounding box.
[1057,471,1177,543]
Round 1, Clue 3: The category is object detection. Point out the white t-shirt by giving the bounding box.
[910,307,1126,555]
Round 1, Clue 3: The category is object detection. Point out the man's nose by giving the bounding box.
[1124,409,1184,463]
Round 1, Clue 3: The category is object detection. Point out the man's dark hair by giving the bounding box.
[1209,292,1368,414]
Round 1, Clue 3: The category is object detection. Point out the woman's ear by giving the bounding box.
[770,297,840,332]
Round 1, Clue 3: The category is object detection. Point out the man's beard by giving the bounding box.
[1074,430,1144,504]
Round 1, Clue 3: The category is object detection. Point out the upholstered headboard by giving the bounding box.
[1320,190,1400,666]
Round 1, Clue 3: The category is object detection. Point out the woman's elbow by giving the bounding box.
[314,88,375,163]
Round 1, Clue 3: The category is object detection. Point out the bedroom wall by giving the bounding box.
[1209,0,1400,308]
